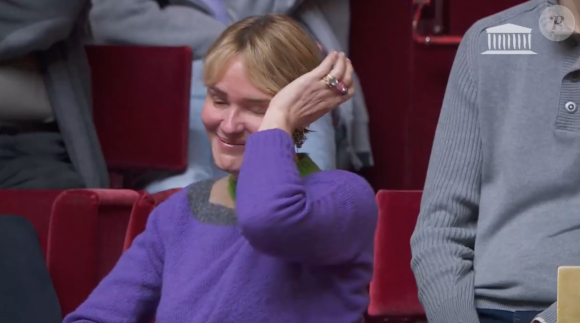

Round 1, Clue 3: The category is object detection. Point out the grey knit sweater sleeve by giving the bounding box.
[410,26,482,323]
[88,0,226,60]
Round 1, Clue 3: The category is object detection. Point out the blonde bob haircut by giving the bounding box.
[204,14,322,96]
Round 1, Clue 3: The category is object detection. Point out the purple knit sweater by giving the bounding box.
[63,129,378,323]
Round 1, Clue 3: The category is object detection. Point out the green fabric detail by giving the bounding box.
[227,153,321,201]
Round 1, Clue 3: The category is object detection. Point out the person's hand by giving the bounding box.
[259,51,355,135]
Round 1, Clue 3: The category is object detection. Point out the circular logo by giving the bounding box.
[539,5,575,41]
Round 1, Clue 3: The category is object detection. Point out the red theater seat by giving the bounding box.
[0,190,62,256]
[0,189,142,317]
[86,45,192,185]
[0,190,89,317]
[47,189,140,317]
[124,188,182,251]
[123,192,156,251]
[368,190,424,322]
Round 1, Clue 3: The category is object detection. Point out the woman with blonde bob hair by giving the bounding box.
[64,14,377,323]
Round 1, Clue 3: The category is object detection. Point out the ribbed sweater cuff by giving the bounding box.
[535,302,557,323]
[242,128,297,182]
[425,297,479,323]
[245,129,295,165]
[423,293,480,323]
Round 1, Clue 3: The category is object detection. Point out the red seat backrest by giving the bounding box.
[0,190,62,256]
[0,189,146,317]
[121,188,182,323]
[124,188,182,251]
[368,190,423,318]
[86,45,192,172]
[49,189,140,316]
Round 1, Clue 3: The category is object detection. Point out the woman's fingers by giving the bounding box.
[311,51,338,79]
[347,84,356,97]
[328,52,347,81]
[342,58,354,88]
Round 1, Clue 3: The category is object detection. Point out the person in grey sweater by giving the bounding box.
[411,0,580,323]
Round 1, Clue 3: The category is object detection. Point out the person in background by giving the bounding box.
[64,14,377,323]
[88,0,373,193]
[411,0,580,323]
[0,0,109,189]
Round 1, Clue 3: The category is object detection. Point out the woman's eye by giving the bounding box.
[249,106,267,115]
[213,99,227,107]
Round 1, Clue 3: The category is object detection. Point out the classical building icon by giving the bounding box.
[481,23,537,55]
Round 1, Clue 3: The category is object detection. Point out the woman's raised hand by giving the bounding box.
[259,51,355,135]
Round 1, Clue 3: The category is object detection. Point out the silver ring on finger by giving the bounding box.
[323,74,348,96]
[323,74,339,87]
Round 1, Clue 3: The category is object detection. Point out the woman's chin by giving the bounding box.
[214,156,243,175]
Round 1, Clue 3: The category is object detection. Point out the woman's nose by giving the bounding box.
[221,110,245,134]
